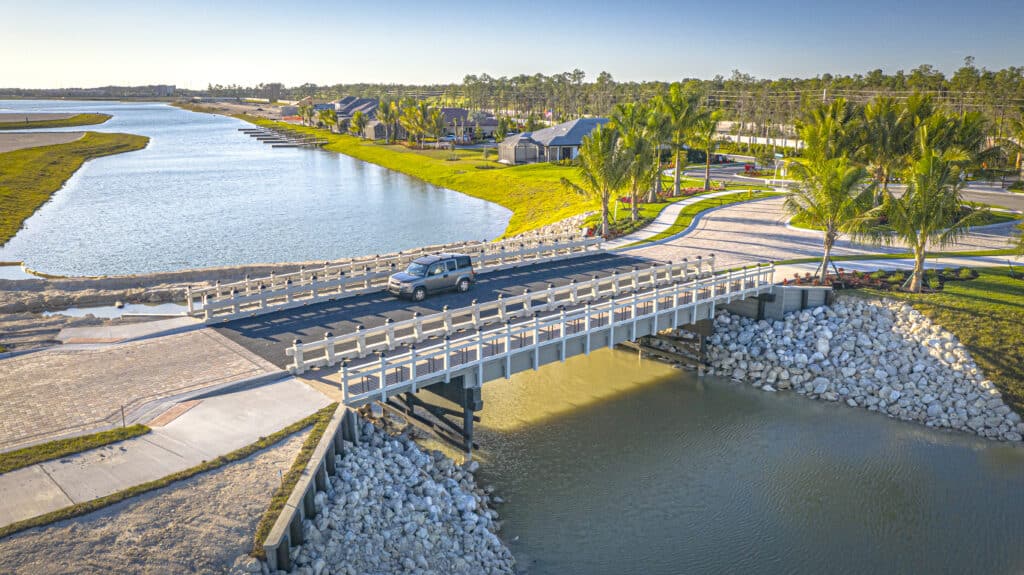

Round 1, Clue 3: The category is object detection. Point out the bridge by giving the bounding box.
[207,233,824,452]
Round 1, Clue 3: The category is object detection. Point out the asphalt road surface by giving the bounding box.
[215,252,661,367]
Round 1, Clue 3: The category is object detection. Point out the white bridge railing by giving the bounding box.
[333,263,774,405]
[286,254,734,374]
[191,233,601,323]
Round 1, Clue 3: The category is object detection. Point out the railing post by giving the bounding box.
[631,266,640,292]
[258,284,267,310]
[584,302,592,355]
[559,307,567,361]
[443,336,451,383]
[292,339,305,374]
[385,318,396,350]
[284,279,293,304]
[338,271,346,296]
[695,256,703,277]
[569,279,579,304]
[532,312,540,370]
[185,285,194,314]
[324,331,335,366]
[497,294,506,322]
[545,283,555,311]
[410,344,418,392]
[442,305,453,335]
[355,325,367,357]
[708,253,716,276]
[681,258,689,281]
[378,351,388,401]
[608,296,616,348]
[231,288,239,316]
[412,311,423,340]
[590,275,600,299]
[470,299,480,328]
[341,360,350,404]
[504,321,513,379]
[363,266,371,290]
[522,289,532,315]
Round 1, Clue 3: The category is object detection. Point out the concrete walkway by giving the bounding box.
[603,190,752,249]
[0,377,330,529]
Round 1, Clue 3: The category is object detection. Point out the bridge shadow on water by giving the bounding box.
[214,252,653,367]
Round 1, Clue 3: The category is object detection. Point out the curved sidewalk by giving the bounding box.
[602,189,750,249]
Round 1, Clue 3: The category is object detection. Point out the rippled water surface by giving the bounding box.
[469,350,1024,575]
[0,100,510,276]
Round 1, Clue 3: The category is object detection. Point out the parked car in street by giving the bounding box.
[388,253,475,301]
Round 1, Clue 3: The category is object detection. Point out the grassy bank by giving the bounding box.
[0,113,111,130]
[0,404,336,540]
[0,425,150,475]
[850,268,1024,416]
[0,131,149,244]
[251,403,338,559]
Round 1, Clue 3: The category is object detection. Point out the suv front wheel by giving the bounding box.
[457,278,471,293]
[412,287,427,302]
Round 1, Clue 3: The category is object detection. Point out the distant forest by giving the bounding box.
[200,59,1024,137]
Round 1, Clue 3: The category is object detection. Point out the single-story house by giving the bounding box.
[362,120,407,141]
[498,117,608,165]
[334,96,378,120]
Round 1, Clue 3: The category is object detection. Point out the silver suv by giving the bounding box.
[388,253,475,301]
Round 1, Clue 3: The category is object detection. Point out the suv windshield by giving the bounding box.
[405,262,429,277]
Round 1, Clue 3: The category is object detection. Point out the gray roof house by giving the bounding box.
[498,118,609,165]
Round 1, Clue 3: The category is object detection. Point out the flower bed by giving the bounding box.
[781,267,979,292]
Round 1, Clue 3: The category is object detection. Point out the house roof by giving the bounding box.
[529,117,608,147]
[498,117,608,150]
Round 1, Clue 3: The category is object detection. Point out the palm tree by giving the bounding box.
[399,103,430,148]
[785,155,874,283]
[429,107,446,142]
[318,108,337,132]
[857,96,911,201]
[645,105,670,202]
[1001,113,1024,181]
[377,100,398,143]
[560,125,629,237]
[875,131,987,292]
[350,110,368,138]
[659,85,702,196]
[797,98,860,162]
[610,102,655,221]
[298,104,314,127]
[690,109,724,191]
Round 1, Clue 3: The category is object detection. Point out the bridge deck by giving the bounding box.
[214,252,656,367]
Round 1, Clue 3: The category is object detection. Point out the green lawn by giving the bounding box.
[0,425,150,475]
[0,113,111,130]
[0,132,150,244]
[851,268,1024,417]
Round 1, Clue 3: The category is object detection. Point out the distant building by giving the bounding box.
[334,96,378,120]
[498,117,608,165]
[363,120,407,141]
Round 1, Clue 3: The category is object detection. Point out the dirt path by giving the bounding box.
[0,132,84,153]
[0,432,305,574]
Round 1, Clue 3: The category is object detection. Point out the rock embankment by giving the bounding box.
[264,421,514,575]
[703,296,1023,442]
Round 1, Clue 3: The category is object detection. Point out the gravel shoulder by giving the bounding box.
[0,432,306,574]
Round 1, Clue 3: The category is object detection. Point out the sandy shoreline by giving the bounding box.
[0,112,74,123]
[0,132,84,153]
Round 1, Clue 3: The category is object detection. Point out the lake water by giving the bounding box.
[0,100,510,276]
[466,350,1024,575]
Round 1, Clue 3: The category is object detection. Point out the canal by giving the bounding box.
[467,350,1024,575]
[0,100,510,276]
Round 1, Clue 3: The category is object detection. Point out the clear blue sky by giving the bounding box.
[1,0,1021,89]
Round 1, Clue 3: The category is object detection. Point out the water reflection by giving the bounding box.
[466,349,1024,575]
